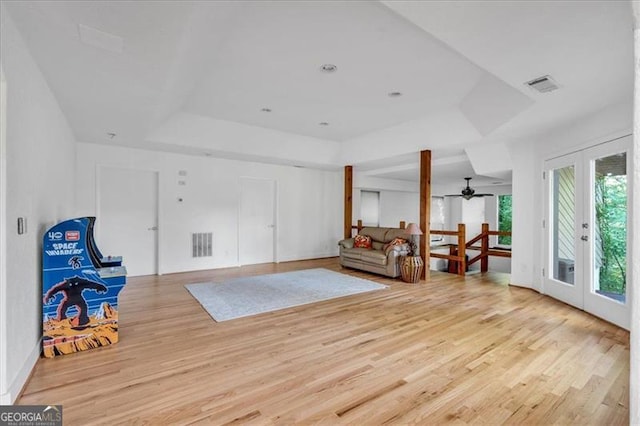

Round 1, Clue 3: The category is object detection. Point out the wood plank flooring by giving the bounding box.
[18,258,629,425]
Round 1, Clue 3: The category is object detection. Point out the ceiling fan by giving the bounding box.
[445,177,494,200]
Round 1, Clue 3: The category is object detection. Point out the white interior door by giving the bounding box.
[544,136,631,329]
[239,177,275,266]
[98,167,158,276]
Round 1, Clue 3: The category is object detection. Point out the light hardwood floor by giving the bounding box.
[19,258,629,425]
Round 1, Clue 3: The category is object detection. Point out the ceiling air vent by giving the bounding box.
[525,75,559,93]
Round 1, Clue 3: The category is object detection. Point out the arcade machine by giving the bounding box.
[42,217,127,358]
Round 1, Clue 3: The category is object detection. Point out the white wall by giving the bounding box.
[0,5,77,404]
[509,140,537,288]
[76,143,342,274]
[379,191,418,228]
[351,174,419,230]
[147,112,343,169]
[352,173,453,229]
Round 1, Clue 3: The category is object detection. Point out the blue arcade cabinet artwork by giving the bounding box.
[42,217,127,358]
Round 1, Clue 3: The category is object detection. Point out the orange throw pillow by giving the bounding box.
[389,237,407,246]
[354,234,372,249]
[384,237,407,253]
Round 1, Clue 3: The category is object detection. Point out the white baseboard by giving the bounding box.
[277,251,338,263]
[0,339,40,404]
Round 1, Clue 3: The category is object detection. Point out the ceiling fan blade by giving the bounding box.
[445,178,496,199]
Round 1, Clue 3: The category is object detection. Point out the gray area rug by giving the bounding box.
[185,268,388,322]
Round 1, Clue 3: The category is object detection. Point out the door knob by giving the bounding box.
[580,235,588,241]
[148,226,158,231]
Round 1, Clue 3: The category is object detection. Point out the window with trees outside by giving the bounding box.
[498,195,512,246]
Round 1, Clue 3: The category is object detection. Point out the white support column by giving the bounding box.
[631,1,640,424]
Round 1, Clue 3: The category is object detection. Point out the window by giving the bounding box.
[360,190,380,227]
[430,196,445,242]
[498,195,512,245]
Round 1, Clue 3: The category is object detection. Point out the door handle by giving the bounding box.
[267,224,275,229]
[148,226,158,231]
[580,235,588,241]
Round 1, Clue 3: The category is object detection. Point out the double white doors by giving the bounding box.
[543,136,631,329]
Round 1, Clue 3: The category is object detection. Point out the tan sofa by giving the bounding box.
[338,227,410,278]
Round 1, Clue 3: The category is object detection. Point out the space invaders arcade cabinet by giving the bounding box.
[42,217,127,358]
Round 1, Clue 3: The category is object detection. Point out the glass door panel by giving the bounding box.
[592,153,627,303]
[544,153,584,309]
[551,165,576,285]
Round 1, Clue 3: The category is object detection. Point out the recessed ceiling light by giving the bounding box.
[319,64,337,73]
[388,91,402,97]
[319,122,329,126]
[261,108,272,112]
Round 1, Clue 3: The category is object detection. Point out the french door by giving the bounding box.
[544,136,632,329]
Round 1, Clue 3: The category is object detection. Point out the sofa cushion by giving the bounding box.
[371,241,384,251]
[338,238,354,249]
[359,250,387,266]
[360,227,389,243]
[354,234,372,249]
[341,247,364,260]
[385,228,409,243]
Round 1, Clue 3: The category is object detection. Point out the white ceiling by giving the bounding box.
[3,1,633,185]
[357,154,508,187]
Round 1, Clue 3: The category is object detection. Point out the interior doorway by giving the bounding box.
[238,177,276,266]
[98,166,159,276]
[543,135,632,329]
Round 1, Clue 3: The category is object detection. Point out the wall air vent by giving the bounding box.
[525,75,559,93]
[192,232,213,257]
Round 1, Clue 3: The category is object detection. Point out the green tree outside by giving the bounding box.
[595,175,627,295]
[498,195,512,246]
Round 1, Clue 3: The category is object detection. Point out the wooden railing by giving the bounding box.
[430,223,511,276]
[430,224,467,275]
[467,223,512,273]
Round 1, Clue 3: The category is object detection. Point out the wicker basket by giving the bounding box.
[400,255,424,283]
